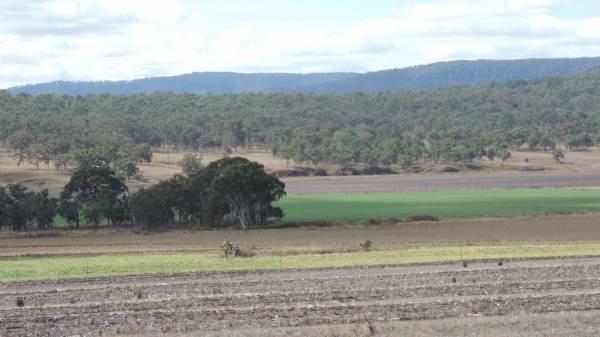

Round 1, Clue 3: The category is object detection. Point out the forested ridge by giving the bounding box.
[1,71,600,174]
[7,57,600,95]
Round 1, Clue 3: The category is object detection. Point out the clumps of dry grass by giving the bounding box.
[222,240,256,258]
[359,240,373,252]
[365,320,376,336]
[235,249,256,258]
[348,320,376,337]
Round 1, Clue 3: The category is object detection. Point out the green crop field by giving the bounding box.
[50,188,600,226]
[3,243,600,282]
[276,188,600,222]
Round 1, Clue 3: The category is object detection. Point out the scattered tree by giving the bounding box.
[179,153,203,176]
[552,149,565,162]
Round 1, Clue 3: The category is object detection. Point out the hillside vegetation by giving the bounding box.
[7,57,600,95]
[1,70,600,173]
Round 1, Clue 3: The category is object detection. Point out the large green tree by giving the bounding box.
[59,168,128,226]
[211,158,286,230]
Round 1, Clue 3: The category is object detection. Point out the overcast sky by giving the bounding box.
[1,0,600,88]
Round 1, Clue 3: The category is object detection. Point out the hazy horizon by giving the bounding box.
[2,0,600,88]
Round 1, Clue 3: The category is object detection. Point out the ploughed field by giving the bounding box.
[2,256,600,336]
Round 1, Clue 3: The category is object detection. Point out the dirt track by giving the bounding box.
[283,170,600,194]
[2,256,600,336]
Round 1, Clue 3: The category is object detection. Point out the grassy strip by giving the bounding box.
[3,243,600,282]
[276,188,600,222]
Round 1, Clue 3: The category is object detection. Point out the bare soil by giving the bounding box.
[283,170,600,194]
[2,256,600,336]
[3,213,600,257]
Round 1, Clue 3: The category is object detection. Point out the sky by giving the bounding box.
[1,0,600,88]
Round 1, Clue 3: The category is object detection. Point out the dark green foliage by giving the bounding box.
[2,70,600,171]
[129,157,285,230]
[59,168,128,227]
[0,184,57,231]
[128,186,174,228]
[57,199,81,229]
[211,158,286,230]
[32,190,57,230]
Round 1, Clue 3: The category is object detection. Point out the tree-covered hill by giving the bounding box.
[1,70,600,171]
[6,72,358,96]
[7,57,600,95]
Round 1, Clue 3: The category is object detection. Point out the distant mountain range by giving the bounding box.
[7,57,600,95]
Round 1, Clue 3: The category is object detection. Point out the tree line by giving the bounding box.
[0,157,285,231]
[1,71,600,172]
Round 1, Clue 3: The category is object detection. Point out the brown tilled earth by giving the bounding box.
[2,257,600,336]
[3,213,600,257]
[283,170,600,194]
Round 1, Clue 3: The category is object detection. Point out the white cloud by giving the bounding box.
[1,0,600,88]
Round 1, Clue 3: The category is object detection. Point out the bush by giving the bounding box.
[361,166,396,175]
[336,166,361,176]
[440,166,459,173]
[313,169,328,176]
[405,214,440,222]
[359,240,373,251]
[270,169,310,178]
[222,240,239,257]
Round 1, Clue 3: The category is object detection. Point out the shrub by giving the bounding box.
[235,249,256,258]
[222,240,239,257]
[359,240,373,252]
[405,214,440,222]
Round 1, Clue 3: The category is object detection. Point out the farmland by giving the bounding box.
[3,199,600,335]
[277,188,600,222]
[5,153,600,335]
[39,187,600,226]
[3,256,600,336]
[4,212,600,280]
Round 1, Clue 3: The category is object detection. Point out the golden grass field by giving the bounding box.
[2,146,600,189]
